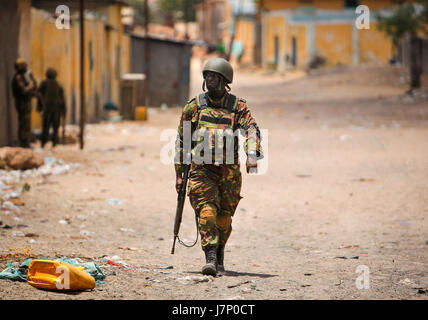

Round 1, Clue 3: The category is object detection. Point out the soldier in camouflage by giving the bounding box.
[11,59,37,148]
[175,58,263,275]
[38,68,66,148]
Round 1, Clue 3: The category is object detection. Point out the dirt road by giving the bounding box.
[1,63,427,300]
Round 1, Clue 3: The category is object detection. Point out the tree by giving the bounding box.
[377,2,428,90]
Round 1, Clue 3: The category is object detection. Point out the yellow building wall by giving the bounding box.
[264,15,286,66]
[30,4,130,129]
[235,19,255,64]
[358,22,393,63]
[315,24,352,66]
[30,8,74,130]
[287,24,307,68]
[262,0,344,11]
[262,0,400,11]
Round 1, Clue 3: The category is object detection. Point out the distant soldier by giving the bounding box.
[174,58,263,275]
[11,59,37,148]
[38,68,66,148]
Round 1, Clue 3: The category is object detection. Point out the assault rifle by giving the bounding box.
[171,164,191,254]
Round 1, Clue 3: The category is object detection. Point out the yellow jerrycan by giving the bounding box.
[27,259,95,291]
[135,106,147,121]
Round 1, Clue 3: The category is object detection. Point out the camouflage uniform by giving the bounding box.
[12,66,37,148]
[175,92,263,250]
[38,69,66,147]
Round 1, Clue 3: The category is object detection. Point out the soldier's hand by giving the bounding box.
[176,176,183,193]
[246,155,258,174]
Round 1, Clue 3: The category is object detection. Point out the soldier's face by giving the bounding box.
[18,63,28,73]
[204,71,221,90]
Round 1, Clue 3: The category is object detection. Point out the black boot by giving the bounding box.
[217,245,225,272]
[202,246,217,276]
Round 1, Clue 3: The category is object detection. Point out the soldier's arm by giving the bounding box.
[59,85,67,115]
[16,74,35,96]
[174,99,197,177]
[235,99,264,160]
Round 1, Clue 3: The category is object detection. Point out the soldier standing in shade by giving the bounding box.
[38,68,66,148]
[175,58,263,275]
[11,59,37,148]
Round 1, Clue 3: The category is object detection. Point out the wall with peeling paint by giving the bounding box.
[261,0,397,69]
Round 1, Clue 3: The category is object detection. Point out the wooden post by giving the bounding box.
[144,0,150,106]
[79,0,85,149]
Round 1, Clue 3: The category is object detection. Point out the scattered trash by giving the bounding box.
[399,222,410,225]
[106,198,123,206]
[241,288,252,294]
[398,278,414,285]
[158,265,173,270]
[335,280,344,286]
[176,275,213,284]
[154,269,170,274]
[227,280,250,289]
[279,288,287,292]
[157,237,164,241]
[357,178,376,182]
[160,103,169,112]
[21,183,30,193]
[58,219,68,225]
[79,230,94,236]
[304,273,312,276]
[335,256,359,259]
[417,288,428,294]
[301,285,311,287]
[25,233,39,238]
[338,244,359,249]
[0,258,32,282]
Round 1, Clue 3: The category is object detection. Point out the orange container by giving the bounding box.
[27,259,95,291]
[135,106,147,121]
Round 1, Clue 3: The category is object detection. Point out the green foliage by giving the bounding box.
[377,3,421,43]
[156,0,204,23]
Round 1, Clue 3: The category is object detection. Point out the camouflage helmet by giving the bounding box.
[46,67,57,79]
[202,57,233,83]
[14,58,27,72]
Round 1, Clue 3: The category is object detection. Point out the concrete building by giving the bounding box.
[259,0,403,71]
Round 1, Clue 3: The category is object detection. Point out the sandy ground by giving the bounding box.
[0,62,427,300]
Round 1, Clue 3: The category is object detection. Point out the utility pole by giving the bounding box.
[184,0,190,40]
[226,0,243,61]
[79,0,85,149]
[144,0,150,106]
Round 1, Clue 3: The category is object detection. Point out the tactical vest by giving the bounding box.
[43,79,61,109]
[192,93,240,165]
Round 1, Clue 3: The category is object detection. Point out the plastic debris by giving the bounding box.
[176,275,213,284]
[106,198,123,206]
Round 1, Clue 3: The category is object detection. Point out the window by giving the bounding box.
[344,0,360,8]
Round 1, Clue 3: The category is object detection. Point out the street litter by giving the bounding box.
[27,260,95,291]
[158,265,173,269]
[335,256,359,259]
[106,198,123,206]
[338,244,359,249]
[176,275,213,284]
[0,257,105,288]
[227,280,250,289]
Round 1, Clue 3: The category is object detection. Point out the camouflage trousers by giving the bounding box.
[187,163,242,250]
[17,105,32,148]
